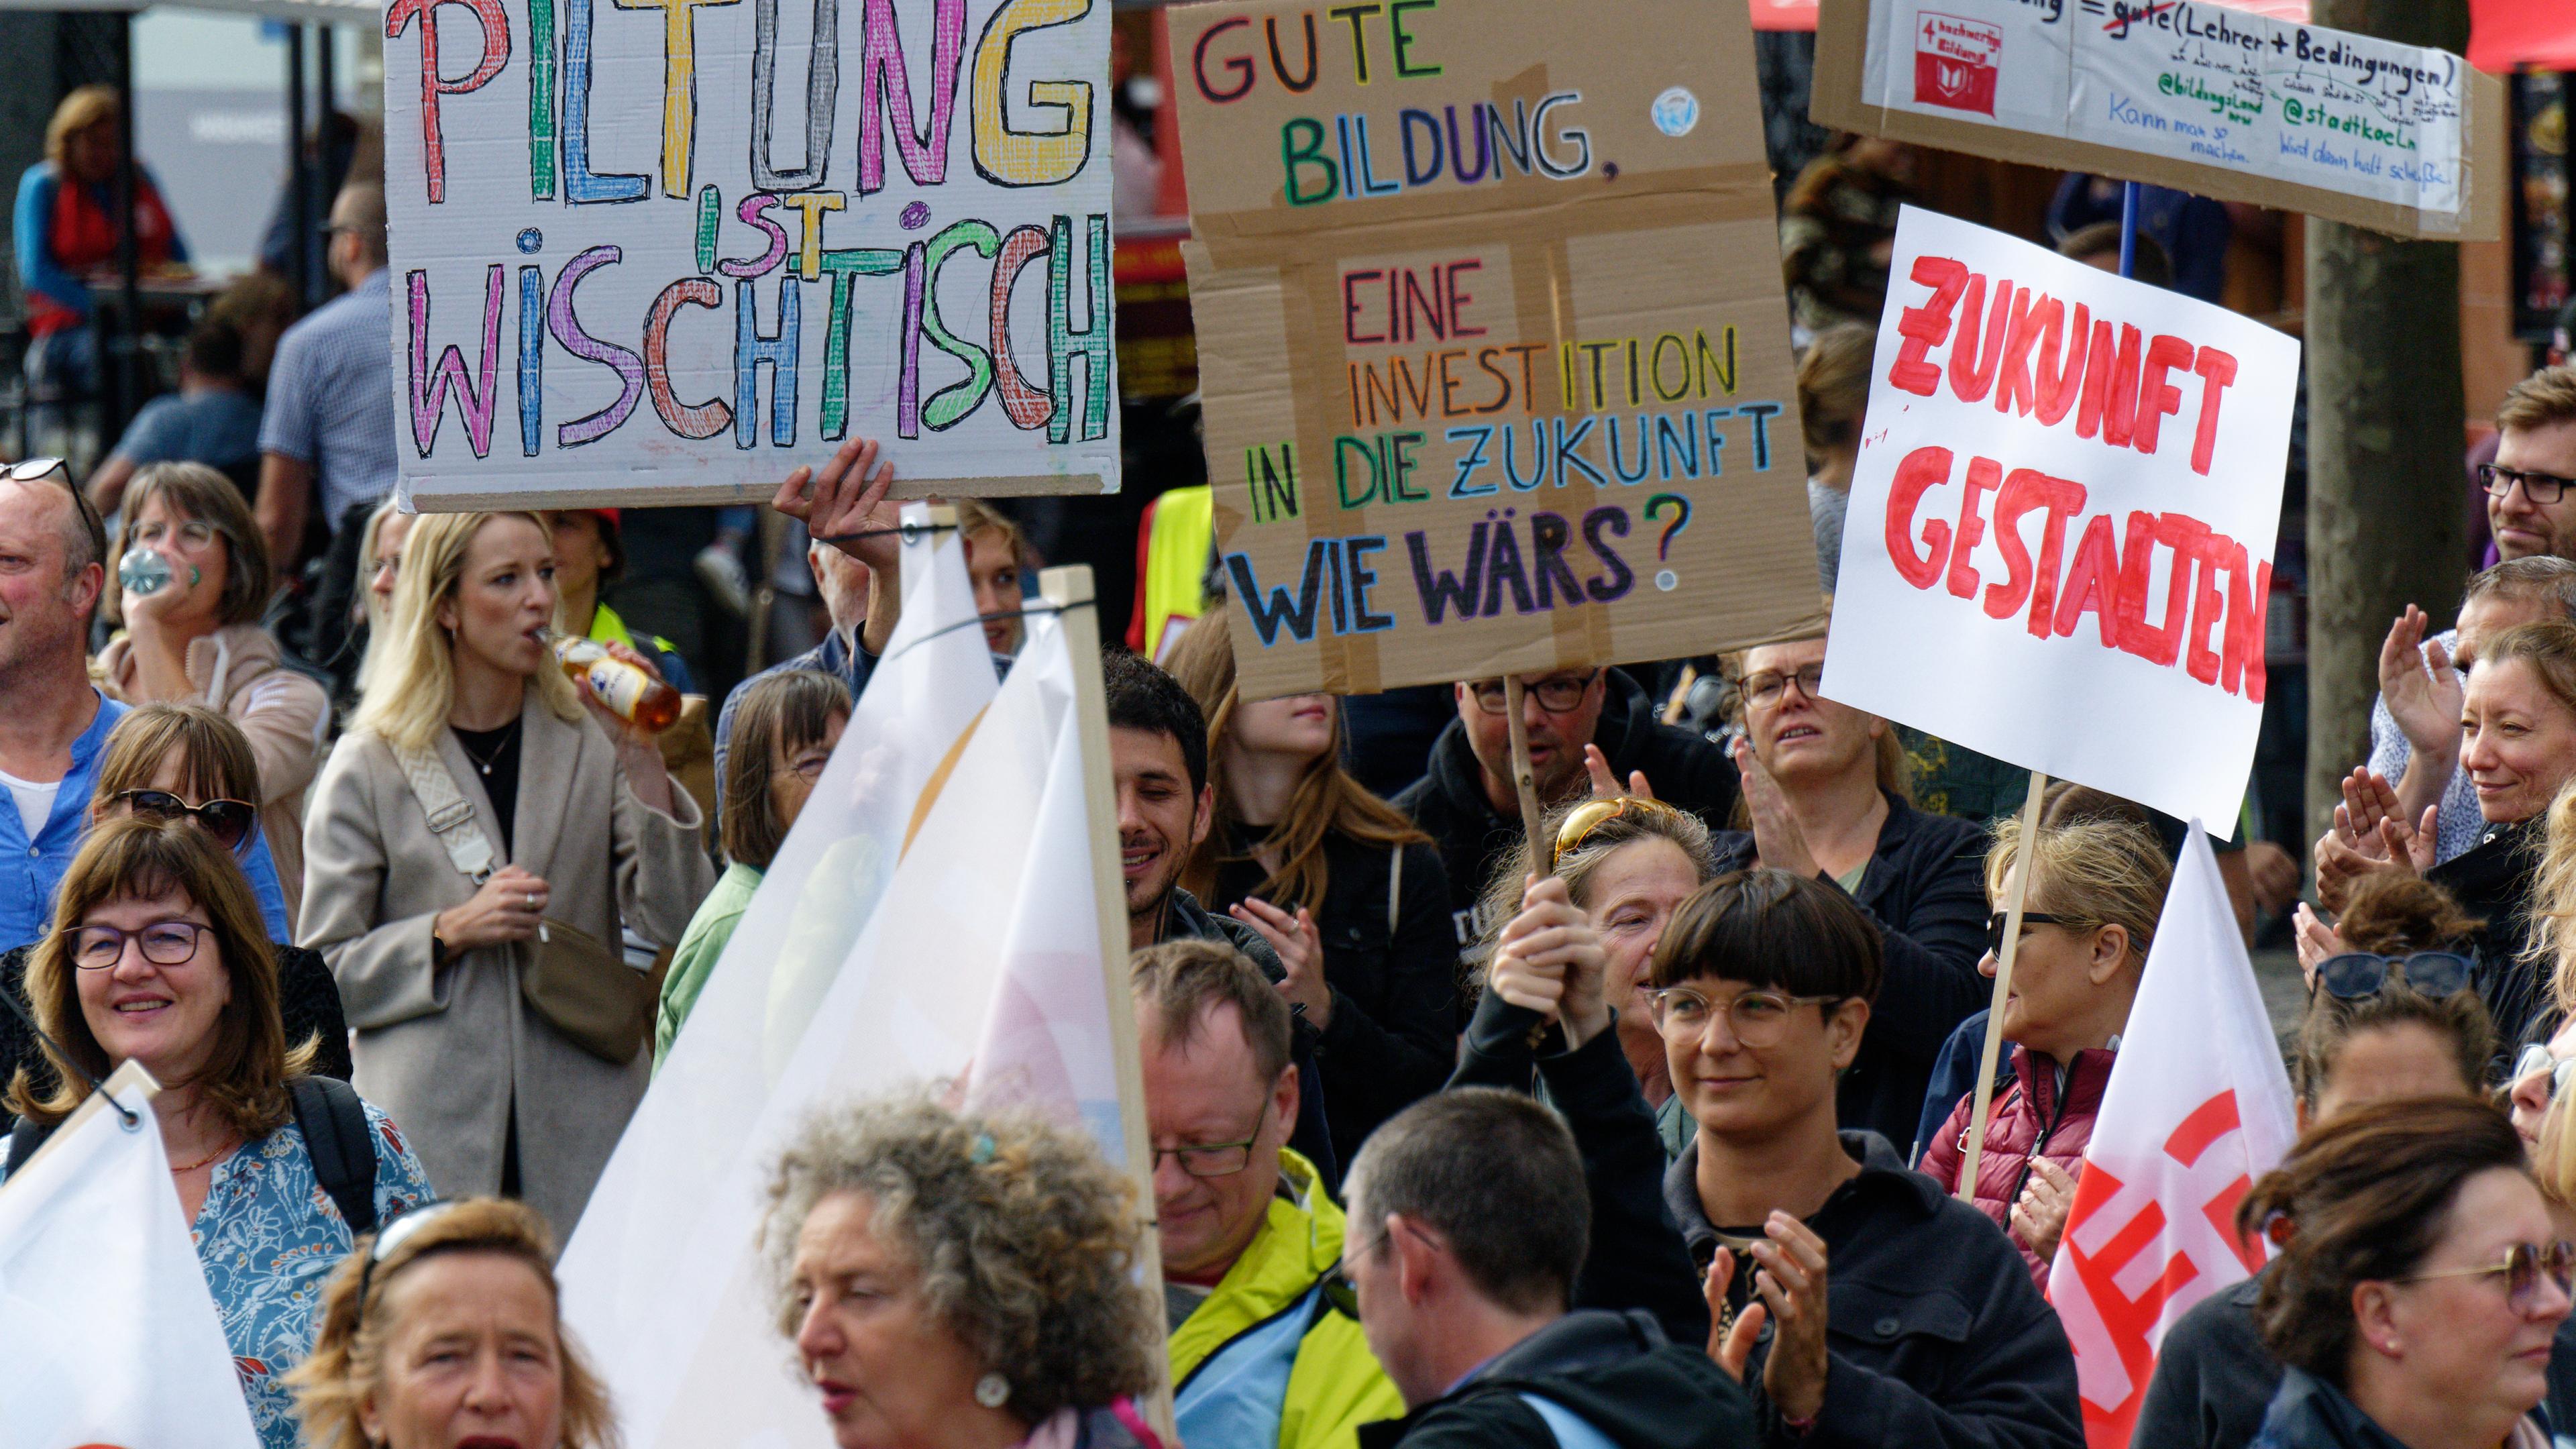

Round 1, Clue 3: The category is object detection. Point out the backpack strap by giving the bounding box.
[289,1075,379,1236]
[1387,846,1403,938]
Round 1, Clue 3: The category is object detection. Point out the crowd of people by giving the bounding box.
[5,78,2576,1449]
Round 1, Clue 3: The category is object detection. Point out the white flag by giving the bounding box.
[565,603,1135,1449]
[2047,825,2296,1448]
[558,506,997,1435]
[0,1071,261,1449]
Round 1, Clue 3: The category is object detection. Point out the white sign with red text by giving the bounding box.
[1821,206,2296,827]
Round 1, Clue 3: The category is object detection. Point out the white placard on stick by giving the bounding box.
[1821,206,2297,828]
[381,0,1118,510]
[1815,0,2502,241]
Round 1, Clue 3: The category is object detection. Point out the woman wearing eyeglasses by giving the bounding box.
[288,1197,616,1449]
[95,462,327,922]
[2234,1099,2566,1449]
[1164,618,1458,1165]
[0,704,354,1095]
[301,508,713,1238]
[656,667,851,1067]
[2134,874,2501,1449]
[0,815,431,1449]
[1917,817,2169,1283]
[1718,633,1992,1150]
[1652,869,2084,1449]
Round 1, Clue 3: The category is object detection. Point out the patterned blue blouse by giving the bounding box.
[3,1093,435,1448]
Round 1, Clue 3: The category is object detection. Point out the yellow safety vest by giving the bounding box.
[1140,485,1214,663]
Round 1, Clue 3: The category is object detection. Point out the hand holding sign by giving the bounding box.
[1488,874,1610,1050]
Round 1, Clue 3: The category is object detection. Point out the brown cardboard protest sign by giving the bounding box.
[1171,0,1829,700]
[1811,0,2504,242]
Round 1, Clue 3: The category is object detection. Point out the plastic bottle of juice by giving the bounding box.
[553,635,681,733]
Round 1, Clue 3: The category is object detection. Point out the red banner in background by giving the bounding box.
[2471,0,2576,71]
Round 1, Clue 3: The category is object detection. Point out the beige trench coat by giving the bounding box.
[297,693,713,1238]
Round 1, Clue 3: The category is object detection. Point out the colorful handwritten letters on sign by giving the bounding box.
[1823,208,2297,827]
[1171,0,1826,700]
[382,0,1115,508]
[1815,0,2500,241]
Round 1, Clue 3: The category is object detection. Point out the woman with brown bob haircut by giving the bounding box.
[288,1197,616,1449]
[2237,1099,2565,1448]
[97,461,329,918]
[0,816,431,1449]
[0,704,352,1103]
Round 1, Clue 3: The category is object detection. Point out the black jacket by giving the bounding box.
[1448,990,1711,1346]
[0,941,353,1120]
[2428,818,2552,1055]
[2133,1268,2276,1449]
[1710,795,1992,1146]
[1356,1309,1756,1449]
[1662,1132,2084,1449]
[1211,833,1459,1165]
[1393,672,1740,965]
[2246,1365,2428,1449]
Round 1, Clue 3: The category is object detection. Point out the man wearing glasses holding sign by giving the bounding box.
[1395,668,1739,969]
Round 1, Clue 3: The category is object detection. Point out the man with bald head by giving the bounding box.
[258,180,398,665]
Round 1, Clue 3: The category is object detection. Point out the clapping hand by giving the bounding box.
[1231,897,1331,1030]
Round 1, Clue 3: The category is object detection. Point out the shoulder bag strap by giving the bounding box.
[389,741,497,885]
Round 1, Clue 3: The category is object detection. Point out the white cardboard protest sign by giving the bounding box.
[381,0,1117,509]
[1813,0,2504,241]
[1821,206,2296,828]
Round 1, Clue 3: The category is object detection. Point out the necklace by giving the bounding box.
[171,1137,236,1174]
[456,716,522,777]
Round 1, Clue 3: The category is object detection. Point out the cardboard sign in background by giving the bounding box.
[1822,207,2298,827]
[383,0,1118,510]
[1172,0,1827,700]
[1813,0,2504,241]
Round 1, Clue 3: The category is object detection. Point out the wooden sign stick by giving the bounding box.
[1504,676,1550,881]
[1955,769,2049,1203]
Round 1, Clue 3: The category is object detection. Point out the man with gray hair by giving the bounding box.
[1343,1088,1753,1449]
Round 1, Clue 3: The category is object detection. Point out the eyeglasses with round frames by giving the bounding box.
[1148,1100,1269,1179]
[1650,985,1840,1047]
[2395,1238,2576,1314]
[1467,672,1599,715]
[72,919,211,970]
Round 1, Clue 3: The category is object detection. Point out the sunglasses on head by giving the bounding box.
[2311,951,2473,1002]
[114,789,256,850]
[1552,795,1687,872]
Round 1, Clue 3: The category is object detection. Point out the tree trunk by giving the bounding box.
[2302,0,2471,853]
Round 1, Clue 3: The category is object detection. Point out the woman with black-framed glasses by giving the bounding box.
[2233,1099,2565,1449]
[0,815,431,1449]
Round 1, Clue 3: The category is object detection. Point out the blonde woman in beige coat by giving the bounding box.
[97,462,328,920]
[298,509,712,1238]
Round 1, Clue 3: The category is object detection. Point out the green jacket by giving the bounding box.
[1171,1148,1405,1449]
[653,860,761,1069]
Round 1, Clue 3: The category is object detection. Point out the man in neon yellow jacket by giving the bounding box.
[1135,939,1404,1449]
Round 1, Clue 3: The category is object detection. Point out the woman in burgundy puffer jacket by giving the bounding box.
[1920,816,2173,1284]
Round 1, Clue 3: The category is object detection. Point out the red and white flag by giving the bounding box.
[2047,824,2296,1449]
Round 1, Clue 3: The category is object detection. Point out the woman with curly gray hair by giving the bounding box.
[762,1095,1168,1449]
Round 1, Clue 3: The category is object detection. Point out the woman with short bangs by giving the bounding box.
[763,1096,1165,1449]
[0,816,430,1449]
[301,508,712,1237]
[289,1196,615,1449]
[96,461,327,918]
